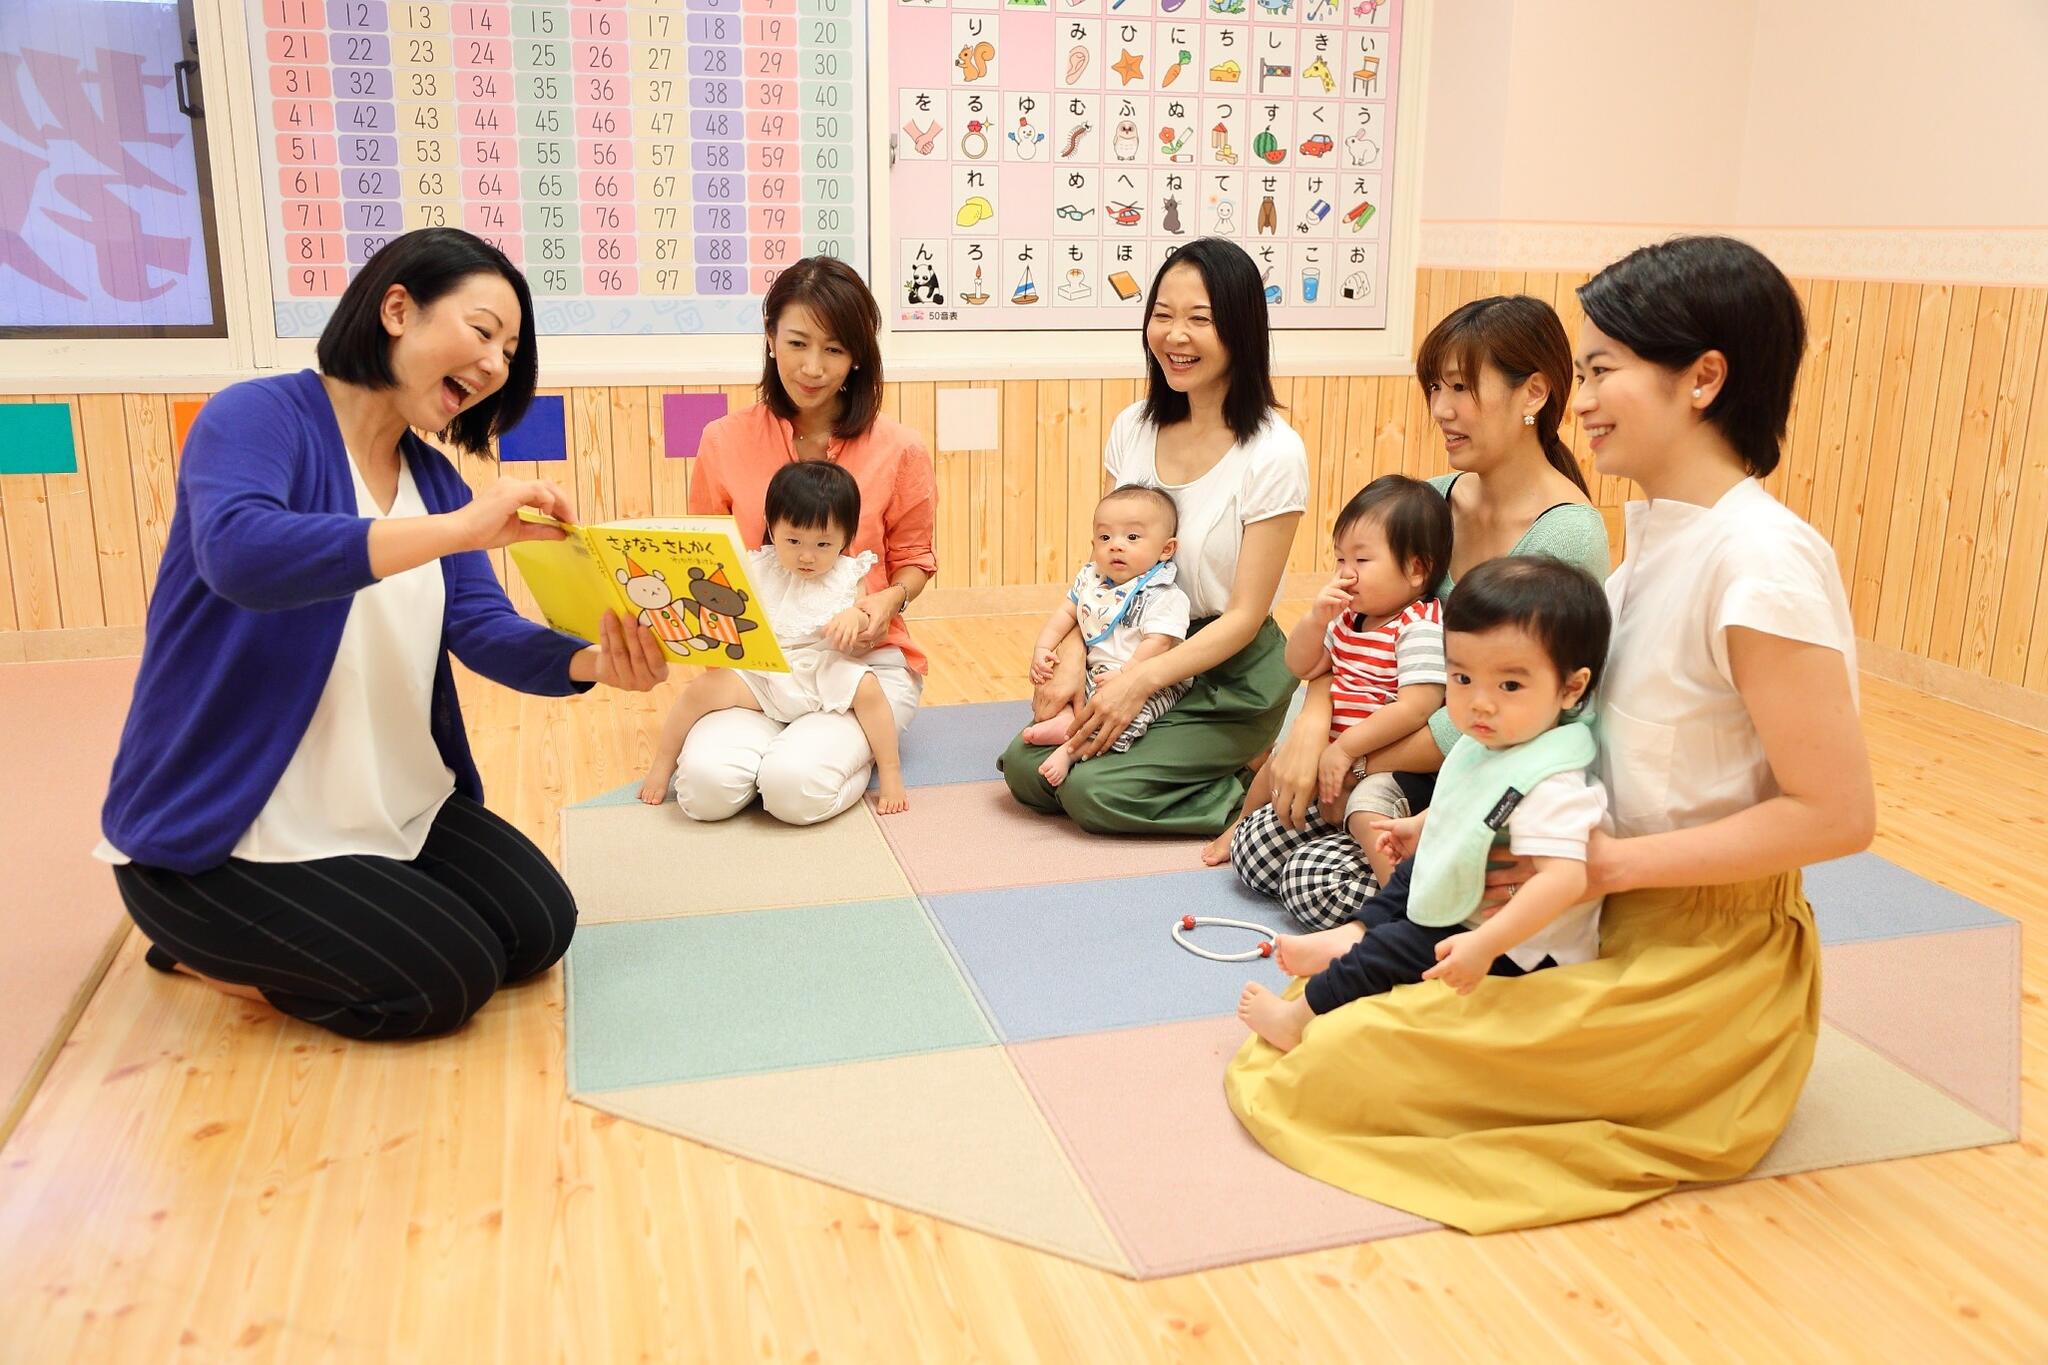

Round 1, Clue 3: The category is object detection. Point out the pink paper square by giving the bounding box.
[663,392,728,459]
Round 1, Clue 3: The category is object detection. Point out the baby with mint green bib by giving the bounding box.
[1239,556,1612,1053]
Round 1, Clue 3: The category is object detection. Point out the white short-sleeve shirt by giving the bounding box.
[1497,770,1609,970]
[1101,401,1309,618]
[1598,478,1856,839]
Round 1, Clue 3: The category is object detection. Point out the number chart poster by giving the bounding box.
[250,0,868,338]
[889,0,1400,331]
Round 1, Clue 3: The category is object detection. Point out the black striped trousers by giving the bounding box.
[113,794,577,1040]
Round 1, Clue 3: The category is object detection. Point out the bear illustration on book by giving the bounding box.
[617,556,761,661]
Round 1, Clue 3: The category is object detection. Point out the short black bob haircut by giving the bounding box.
[1097,482,1180,536]
[315,227,537,458]
[1333,474,1454,598]
[1140,237,1279,445]
[763,458,862,546]
[1443,555,1612,700]
[1576,235,1805,479]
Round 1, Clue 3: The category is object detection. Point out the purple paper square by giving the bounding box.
[498,394,567,461]
[663,392,728,459]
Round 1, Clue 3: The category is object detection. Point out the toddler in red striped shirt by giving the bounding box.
[1202,476,1453,885]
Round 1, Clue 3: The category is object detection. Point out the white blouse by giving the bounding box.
[230,455,455,862]
[1598,478,1856,840]
[1101,401,1309,618]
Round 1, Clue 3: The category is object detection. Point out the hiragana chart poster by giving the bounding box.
[249,0,868,338]
[889,0,1401,331]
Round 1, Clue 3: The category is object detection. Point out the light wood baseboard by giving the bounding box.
[1856,639,2048,735]
[0,626,145,664]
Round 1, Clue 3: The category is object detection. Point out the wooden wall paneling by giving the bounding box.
[1961,287,2047,675]
[1033,379,1070,584]
[1874,284,1956,650]
[878,378,900,424]
[1065,377,1102,585]
[123,393,177,604]
[607,387,654,520]
[1000,380,1038,587]
[1402,269,1438,479]
[1784,278,1839,523]
[1845,285,1919,633]
[1806,280,1864,547]
[37,395,103,630]
[1901,285,1987,659]
[1286,377,1323,576]
[570,388,615,525]
[1928,287,2015,668]
[1310,375,1349,573]
[1827,283,1896,555]
[1993,299,2048,686]
[970,379,1000,587]
[898,381,952,587]
[1368,373,1403,494]
[0,463,17,632]
[1,402,60,631]
[1766,278,1814,510]
[73,394,146,628]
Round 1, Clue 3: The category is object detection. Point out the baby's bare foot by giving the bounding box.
[1037,747,1075,788]
[1020,714,1076,747]
[1237,982,1310,1052]
[1274,922,1365,977]
[637,775,671,806]
[875,777,909,815]
[1199,820,1240,867]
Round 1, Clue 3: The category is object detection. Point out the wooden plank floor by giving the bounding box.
[2,610,2043,1363]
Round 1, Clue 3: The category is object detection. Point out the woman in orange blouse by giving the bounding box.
[676,257,938,824]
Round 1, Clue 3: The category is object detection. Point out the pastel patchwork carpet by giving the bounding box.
[563,701,2022,1278]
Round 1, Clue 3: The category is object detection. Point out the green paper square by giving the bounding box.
[0,404,76,475]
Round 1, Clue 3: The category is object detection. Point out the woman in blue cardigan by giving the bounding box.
[98,228,667,1040]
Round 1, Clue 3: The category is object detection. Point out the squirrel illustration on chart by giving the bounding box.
[956,40,994,81]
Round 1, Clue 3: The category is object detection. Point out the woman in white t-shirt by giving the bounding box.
[1227,235,1877,1233]
[1000,239,1308,833]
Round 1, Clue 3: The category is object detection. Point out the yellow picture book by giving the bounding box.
[507,513,790,673]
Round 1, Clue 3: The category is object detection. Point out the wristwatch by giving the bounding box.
[1349,757,1372,780]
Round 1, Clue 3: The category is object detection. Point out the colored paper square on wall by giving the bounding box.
[498,394,568,462]
[0,403,77,475]
[172,400,205,457]
[663,392,728,459]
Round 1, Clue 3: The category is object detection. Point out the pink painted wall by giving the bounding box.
[1422,0,2048,230]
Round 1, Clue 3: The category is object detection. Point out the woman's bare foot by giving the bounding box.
[875,774,909,814]
[1020,713,1076,747]
[1238,982,1312,1052]
[1037,745,1075,788]
[1199,819,1240,867]
[1274,922,1365,977]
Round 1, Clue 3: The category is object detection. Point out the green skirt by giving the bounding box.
[998,616,1294,835]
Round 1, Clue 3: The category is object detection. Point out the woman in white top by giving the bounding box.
[1226,235,1877,1232]
[1000,238,1309,833]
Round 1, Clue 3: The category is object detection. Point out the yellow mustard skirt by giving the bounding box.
[1223,872,1822,1233]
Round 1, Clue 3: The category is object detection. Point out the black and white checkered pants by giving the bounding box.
[1229,801,1381,930]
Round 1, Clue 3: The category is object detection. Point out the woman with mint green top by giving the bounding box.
[1243,296,1608,927]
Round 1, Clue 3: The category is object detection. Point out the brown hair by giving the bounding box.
[1414,295,1589,494]
[759,256,883,441]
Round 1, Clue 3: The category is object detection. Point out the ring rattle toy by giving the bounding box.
[1171,914,1277,963]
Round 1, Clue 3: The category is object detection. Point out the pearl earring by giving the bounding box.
[1522,414,1536,426]
[1692,387,1704,399]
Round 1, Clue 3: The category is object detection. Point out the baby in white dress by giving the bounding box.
[639,461,909,812]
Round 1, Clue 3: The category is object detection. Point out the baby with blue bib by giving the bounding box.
[1020,484,1195,788]
[1239,556,1613,1052]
